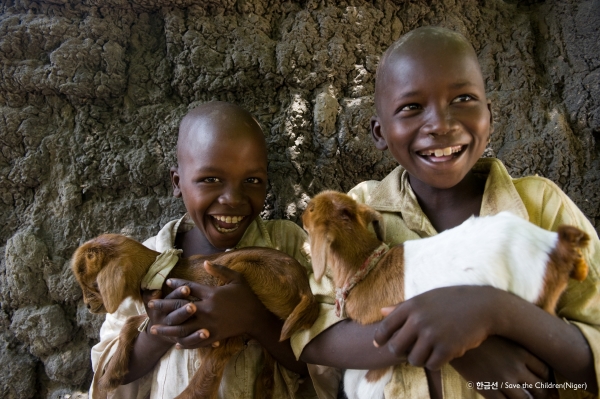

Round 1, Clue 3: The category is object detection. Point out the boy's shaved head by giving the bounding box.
[177,101,266,164]
[375,26,482,113]
[172,101,268,251]
[370,25,492,193]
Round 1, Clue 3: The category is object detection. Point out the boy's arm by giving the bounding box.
[121,289,192,384]
[299,318,406,368]
[373,285,598,394]
[151,270,308,375]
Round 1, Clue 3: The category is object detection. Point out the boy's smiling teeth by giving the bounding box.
[418,145,463,157]
[212,215,245,233]
[213,215,245,224]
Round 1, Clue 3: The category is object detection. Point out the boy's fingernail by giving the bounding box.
[198,330,207,339]
[373,340,380,348]
[166,279,172,286]
[181,286,189,295]
[150,327,156,335]
[212,341,220,348]
[186,304,194,313]
[175,343,182,349]
[148,301,154,309]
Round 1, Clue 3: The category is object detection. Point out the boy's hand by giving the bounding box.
[451,336,554,399]
[374,285,502,370]
[143,287,201,345]
[150,262,271,349]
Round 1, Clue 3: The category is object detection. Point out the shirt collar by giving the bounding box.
[364,158,529,236]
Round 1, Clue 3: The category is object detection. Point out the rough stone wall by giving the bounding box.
[0,0,598,397]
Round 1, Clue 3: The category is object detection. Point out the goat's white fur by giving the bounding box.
[403,212,554,302]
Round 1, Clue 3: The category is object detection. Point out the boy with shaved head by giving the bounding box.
[292,27,600,399]
[90,102,317,398]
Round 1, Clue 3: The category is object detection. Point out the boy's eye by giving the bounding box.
[452,94,474,103]
[398,103,421,113]
[202,177,221,183]
[245,177,261,184]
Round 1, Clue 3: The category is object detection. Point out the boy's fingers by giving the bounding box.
[373,305,408,347]
[380,305,397,317]
[525,354,550,381]
[386,327,417,360]
[164,284,191,299]
[198,329,210,339]
[150,321,198,338]
[424,345,458,371]
[203,260,238,284]
[407,338,434,368]
[523,358,552,399]
[142,290,162,305]
[167,278,212,299]
[148,298,195,315]
[174,330,220,349]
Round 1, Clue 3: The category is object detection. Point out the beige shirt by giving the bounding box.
[90,215,317,399]
[291,158,600,399]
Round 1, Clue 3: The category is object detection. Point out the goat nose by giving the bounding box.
[86,303,91,309]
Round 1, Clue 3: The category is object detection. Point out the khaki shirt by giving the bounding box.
[291,158,600,399]
[90,214,317,399]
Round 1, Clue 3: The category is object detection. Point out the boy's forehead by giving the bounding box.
[177,103,266,158]
[375,27,483,107]
[385,27,474,61]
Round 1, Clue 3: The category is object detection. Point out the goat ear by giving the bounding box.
[310,227,332,284]
[97,259,128,313]
[358,203,385,241]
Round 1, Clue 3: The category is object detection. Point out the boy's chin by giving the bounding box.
[207,228,245,250]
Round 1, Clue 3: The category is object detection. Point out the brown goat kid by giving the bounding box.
[302,190,589,399]
[72,233,319,399]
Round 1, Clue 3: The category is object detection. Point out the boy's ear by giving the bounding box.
[487,100,494,138]
[370,116,388,151]
[170,166,182,198]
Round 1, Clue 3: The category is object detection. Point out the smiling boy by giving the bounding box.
[292,27,600,399]
[89,102,316,399]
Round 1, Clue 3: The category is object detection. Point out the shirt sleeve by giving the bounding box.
[517,176,600,395]
[89,297,151,399]
[261,219,335,399]
[88,234,162,399]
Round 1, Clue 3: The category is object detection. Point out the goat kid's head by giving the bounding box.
[71,234,141,314]
[302,191,384,283]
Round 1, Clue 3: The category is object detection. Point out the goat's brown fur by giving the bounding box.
[302,190,590,383]
[72,233,319,399]
[538,225,590,313]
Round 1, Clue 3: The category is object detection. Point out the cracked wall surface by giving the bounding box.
[0,0,598,397]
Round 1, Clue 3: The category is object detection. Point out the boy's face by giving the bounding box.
[371,42,492,190]
[171,120,268,250]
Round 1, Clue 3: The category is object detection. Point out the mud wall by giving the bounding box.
[0,0,598,397]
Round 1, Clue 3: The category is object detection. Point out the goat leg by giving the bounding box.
[98,314,148,392]
[175,337,245,399]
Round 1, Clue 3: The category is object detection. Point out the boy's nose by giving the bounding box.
[421,106,455,136]
[219,185,247,207]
